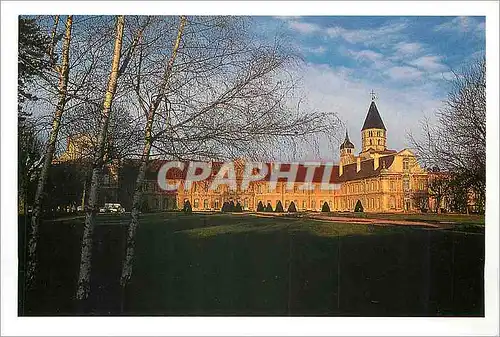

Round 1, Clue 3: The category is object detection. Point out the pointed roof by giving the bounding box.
[340,130,354,149]
[361,101,386,131]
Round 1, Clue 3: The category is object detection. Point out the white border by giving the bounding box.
[2,1,499,336]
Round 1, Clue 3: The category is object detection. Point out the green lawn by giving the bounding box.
[325,211,485,225]
[19,212,484,316]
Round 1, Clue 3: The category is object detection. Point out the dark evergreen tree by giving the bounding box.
[18,17,52,115]
[229,200,235,212]
[287,201,297,213]
[275,200,284,212]
[321,201,330,212]
[354,200,364,212]
[265,203,273,212]
[221,201,230,212]
[235,201,243,212]
[257,201,264,212]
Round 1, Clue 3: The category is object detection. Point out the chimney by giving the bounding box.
[374,153,380,170]
[356,157,361,173]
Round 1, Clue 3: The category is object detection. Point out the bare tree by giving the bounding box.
[26,15,73,290]
[427,172,450,213]
[120,15,187,291]
[118,16,341,293]
[409,57,485,213]
[75,15,125,301]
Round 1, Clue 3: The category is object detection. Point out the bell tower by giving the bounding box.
[361,91,387,153]
[340,130,355,165]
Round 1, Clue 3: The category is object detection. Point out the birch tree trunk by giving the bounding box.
[76,15,125,301]
[26,15,73,291]
[120,16,186,291]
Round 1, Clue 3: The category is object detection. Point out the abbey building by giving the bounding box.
[54,99,429,213]
[138,99,429,213]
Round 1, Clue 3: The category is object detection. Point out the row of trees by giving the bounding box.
[18,15,341,308]
[409,58,486,215]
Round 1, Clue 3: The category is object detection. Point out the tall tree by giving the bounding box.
[120,15,187,291]
[409,58,485,213]
[26,15,73,290]
[118,16,340,293]
[18,17,52,116]
[76,15,125,301]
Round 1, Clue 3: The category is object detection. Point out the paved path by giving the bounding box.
[250,212,451,229]
[307,214,444,228]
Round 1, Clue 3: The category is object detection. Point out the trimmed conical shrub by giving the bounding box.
[275,200,284,213]
[265,203,273,212]
[288,201,297,213]
[257,201,264,212]
[183,200,192,214]
[321,201,330,213]
[354,200,364,212]
[221,201,230,212]
[235,201,243,212]
[229,200,235,211]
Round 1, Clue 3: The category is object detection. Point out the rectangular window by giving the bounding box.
[203,199,209,209]
[403,178,410,191]
[403,158,409,170]
[302,200,307,209]
[194,199,199,209]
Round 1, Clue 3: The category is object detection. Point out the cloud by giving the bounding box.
[393,42,423,56]
[288,20,321,34]
[343,48,390,70]
[434,16,485,34]
[326,21,408,46]
[428,71,455,81]
[306,45,327,54]
[386,66,423,81]
[289,63,443,161]
[408,55,448,72]
[285,18,409,48]
[346,49,383,62]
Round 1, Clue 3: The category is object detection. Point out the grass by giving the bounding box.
[325,211,485,225]
[19,212,484,316]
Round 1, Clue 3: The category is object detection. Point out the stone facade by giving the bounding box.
[55,100,430,213]
[139,100,429,213]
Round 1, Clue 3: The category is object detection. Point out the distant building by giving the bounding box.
[52,98,437,213]
[137,99,429,213]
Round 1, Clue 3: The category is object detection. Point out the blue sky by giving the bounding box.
[253,16,485,161]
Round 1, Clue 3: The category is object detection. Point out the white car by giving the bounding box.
[103,203,125,213]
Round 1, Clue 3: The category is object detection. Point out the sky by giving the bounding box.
[252,16,485,161]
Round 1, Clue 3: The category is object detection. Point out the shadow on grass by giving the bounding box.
[19,213,484,317]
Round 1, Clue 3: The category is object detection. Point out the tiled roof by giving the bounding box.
[338,155,395,182]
